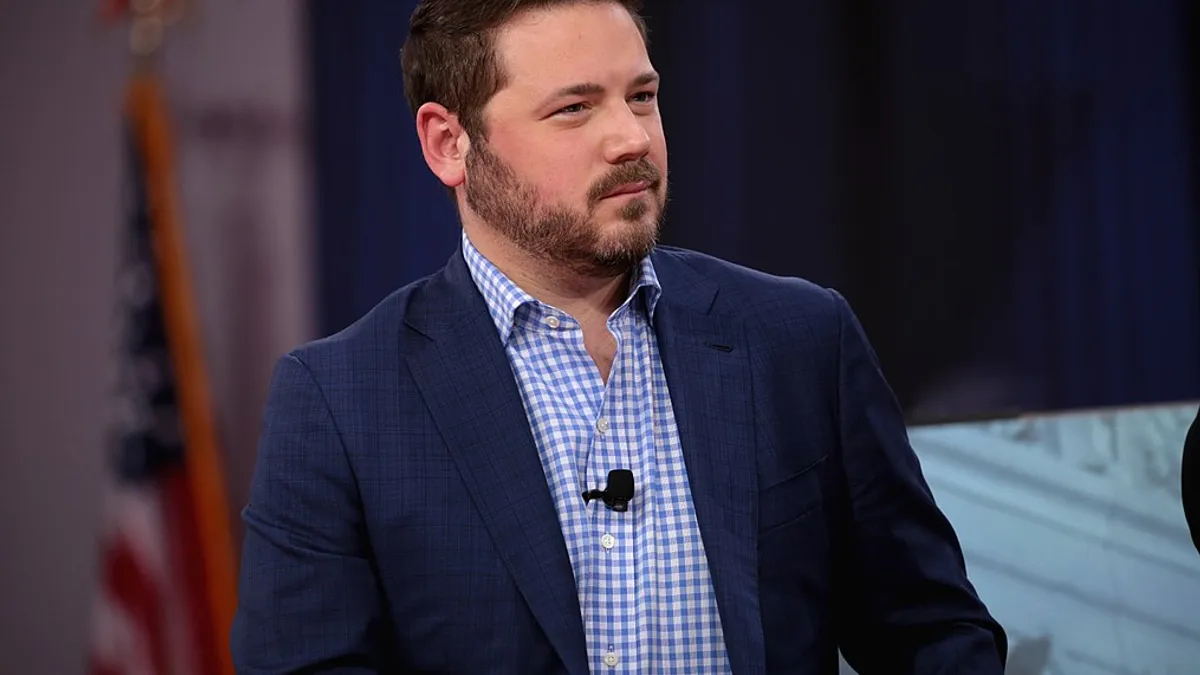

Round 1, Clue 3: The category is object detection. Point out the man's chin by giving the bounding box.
[604,218,659,250]
[577,249,649,277]
[593,230,658,270]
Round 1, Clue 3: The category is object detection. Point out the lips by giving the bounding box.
[602,180,653,198]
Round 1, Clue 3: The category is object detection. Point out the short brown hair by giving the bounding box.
[401,0,648,141]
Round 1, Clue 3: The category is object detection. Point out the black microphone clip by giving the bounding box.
[582,469,635,512]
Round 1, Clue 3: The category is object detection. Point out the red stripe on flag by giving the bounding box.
[89,660,125,675]
[104,533,169,674]
[164,469,223,675]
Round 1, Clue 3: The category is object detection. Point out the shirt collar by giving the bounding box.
[461,230,663,346]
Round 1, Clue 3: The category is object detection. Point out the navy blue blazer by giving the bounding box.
[231,245,1007,674]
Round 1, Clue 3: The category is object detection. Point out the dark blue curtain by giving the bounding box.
[997,0,1200,411]
[855,0,1200,417]
[308,0,1200,419]
[309,0,460,334]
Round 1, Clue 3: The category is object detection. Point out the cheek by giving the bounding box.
[486,130,586,203]
[524,151,592,203]
[646,122,669,173]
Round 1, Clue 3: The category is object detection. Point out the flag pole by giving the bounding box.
[110,2,239,673]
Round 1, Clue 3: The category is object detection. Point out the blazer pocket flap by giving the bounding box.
[759,455,826,533]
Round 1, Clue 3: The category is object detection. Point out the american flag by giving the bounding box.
[88,73,237,675]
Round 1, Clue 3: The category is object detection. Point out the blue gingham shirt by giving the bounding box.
[462,232,731,673]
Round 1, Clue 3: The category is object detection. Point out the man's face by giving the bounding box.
[463,2,668,276]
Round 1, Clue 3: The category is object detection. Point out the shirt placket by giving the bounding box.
[589,309,639,672]
[627,311,660,671]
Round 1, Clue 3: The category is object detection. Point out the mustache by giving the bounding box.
[587,159,662,206]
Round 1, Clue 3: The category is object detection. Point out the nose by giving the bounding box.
[603,106,652,165]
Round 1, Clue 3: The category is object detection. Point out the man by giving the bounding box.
[230,1,1007,673]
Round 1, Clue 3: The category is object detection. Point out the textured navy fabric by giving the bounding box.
[231,245,1007,674]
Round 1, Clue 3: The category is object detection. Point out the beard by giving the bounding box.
[463,140,667,277]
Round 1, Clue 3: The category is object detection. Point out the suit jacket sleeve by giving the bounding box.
[828,290,1007,674]
[230,354,388,674]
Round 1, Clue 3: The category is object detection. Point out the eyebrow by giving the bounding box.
[540,71,660,107]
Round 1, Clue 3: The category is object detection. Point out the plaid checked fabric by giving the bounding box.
[462,232,731,673]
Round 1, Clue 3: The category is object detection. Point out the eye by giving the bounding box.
[555,102,588,116]
[630,91,657,104]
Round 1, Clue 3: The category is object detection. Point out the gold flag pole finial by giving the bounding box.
[101,0,187,57]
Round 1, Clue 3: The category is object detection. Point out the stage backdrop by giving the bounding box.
[307,0,1200,419]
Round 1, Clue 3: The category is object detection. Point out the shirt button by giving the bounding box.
[600,533,616,550]
[603,652,619,668]
[544,316,561,329]
[596,417,610,434]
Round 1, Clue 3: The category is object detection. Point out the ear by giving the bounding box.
[415,102,467,189]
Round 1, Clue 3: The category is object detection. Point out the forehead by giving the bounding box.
[493,3,651,93]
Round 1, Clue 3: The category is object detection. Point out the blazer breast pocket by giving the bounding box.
[758,456,826,535]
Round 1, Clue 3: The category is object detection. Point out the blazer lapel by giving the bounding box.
[652,250,766,675]
[404,251,589,675]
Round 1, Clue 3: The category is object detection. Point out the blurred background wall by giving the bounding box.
[0,5,127,672]
[0,1,312,672]
[1,0,1198,673]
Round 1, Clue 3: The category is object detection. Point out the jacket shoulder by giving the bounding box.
[284,271,438,376]
[654,245,845,323]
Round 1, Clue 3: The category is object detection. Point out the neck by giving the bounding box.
[463,222,632,323]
